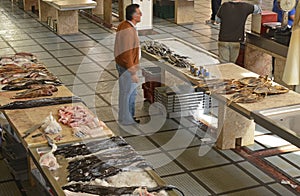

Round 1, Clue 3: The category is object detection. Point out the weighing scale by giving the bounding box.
[278,0,297,27]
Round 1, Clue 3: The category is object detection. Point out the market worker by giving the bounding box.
[272,0,296,28]
[282,2,300,86]
[216,0,261,63]
[206,0,222,25]
[114,4,142,125]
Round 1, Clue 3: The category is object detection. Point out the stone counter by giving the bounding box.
[211,63,300,117]
[244,32,291,88]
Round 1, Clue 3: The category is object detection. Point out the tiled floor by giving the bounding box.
[0,0,300,195]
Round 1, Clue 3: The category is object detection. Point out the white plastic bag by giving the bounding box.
[39,144,60,171]
[41,112,62,134]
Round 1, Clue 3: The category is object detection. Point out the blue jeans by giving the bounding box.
[116,64,137,125]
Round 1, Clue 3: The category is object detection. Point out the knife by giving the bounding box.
[22,123,43,139]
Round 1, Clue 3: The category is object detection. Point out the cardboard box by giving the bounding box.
[251,10,278,34]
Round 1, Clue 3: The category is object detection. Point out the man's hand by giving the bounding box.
[131,73,139,83]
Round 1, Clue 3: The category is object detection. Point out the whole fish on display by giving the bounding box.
[0,96,84,110]
[2,79,62,91]
[54,136,128,158]
[53,136,152,182]
[12,85,58,99]
[142,40,193,68]
[62,184,184,196]
[67,153,149,182]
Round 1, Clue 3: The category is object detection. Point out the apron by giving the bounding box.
[282,3,300,85]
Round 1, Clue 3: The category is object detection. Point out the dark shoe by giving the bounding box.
[205,19,215,24]
[205,19,218,26]
[133,117,140,123]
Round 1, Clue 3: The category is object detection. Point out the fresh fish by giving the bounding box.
[63,184,183,196]
[2,79,62,91]
[12,85,58,99]
[0,96,84,110]
[67,162,121,182]
[142,40,192,68]
[54,136,129,158]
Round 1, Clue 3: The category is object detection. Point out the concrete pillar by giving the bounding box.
[217,104,255,149]
[104,0,112,26]
[23,0,38,11]
[38,0,56,22]
[133,0,153,30]
[56,10,79,35]
[175,0,194,24]
[118,0,131,21]
[93,0,104,15]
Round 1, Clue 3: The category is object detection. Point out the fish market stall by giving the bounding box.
[28,136,180,196]
[142,38,221,84]
[0,53,66,102]
[193,63,300,149]
[142,40,300,149]
[3,102,113,148]
[0,52,180,195]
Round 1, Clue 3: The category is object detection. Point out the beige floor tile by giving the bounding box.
[193,164,260,194]
[169,147,230,170]
[163,173,211,196]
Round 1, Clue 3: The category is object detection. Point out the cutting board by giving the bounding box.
[0,85,73,106]
[4,102,114,147]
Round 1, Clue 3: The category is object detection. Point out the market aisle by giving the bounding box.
[0,0,299,195]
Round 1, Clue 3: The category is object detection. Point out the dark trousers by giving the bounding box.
[211,0,222,21]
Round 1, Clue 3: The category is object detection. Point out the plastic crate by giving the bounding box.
[154,86,212,116]
[142,83,155,103]
[144,81,161,90]
[142,67,162,83]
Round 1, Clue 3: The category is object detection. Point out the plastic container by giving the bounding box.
[142,83,155,103]
[142,67,162,83]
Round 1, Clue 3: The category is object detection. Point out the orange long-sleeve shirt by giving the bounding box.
[114,21,140,69]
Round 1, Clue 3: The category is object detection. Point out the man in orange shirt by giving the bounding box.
[114,4,142,125]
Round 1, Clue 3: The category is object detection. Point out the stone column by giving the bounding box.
[56,10,79,35]
[38,0,56,22]
[104,0,112,26]
[216,103,255,149]
[23,0,38,11]
[93,0,104,15]
[175,0,194,24]
[118,0,131,21]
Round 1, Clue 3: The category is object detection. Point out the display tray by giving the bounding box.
[141,38,221,83]
[0,85,73,107]
[28,137,178,196]
[4,102,113,148]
